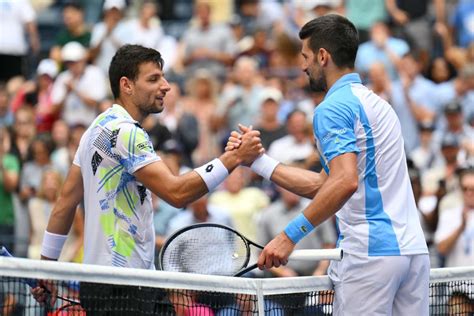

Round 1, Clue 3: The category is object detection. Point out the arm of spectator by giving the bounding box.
[400,74,436,122]
[436,207,467,256]
[422,184,447,233]
[49,46,62,64]
[385,0,409,25]
[26,21,40,54]
[0,153,19,192]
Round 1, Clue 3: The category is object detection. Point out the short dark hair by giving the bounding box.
[299,14,359,69]
[108,45,164,99]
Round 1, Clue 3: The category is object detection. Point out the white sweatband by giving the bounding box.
[41,231,68,259]
[194,158,229,191]
[250,154,279,180]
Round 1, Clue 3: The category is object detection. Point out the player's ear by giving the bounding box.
[120,76,133,96]
[318,48,329,67]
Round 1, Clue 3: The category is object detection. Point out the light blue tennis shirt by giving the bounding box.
[313,73,428,257]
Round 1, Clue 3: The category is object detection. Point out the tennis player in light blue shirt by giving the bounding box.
[227,15,429,316]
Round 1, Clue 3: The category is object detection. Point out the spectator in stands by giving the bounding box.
[450,0,474,49]
[258,186,336,277]
[435,166,474,267]
[89,0,127,76]
[10,59,59,133]
[27,170,62,259]
[385,0,443,55]
[267,110,315,166]
[0,0,40,82]
[211,57,263,133]
[0,84,14,128]
[447,291,474,316]
[368,62,423,154]
[182,70,220,166]
[345,0,387,43]
[49,2,91,64]
[434,101,474,163]
[51,42,107,127]
[408,161,442,268]
[423,133,463,196]
[411,121,444,174]
[10,106,35,165]
[355,21,410,80]
[0,127,20,253]
[209,167,269,242]
[166,194,233,236]
[181,1,237,79]
[255,87,287,150]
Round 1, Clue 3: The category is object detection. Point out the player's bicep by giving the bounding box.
[314,106,360,163]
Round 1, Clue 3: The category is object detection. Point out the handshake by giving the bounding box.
[224,124,266,166]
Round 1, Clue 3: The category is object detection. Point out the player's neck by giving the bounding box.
[115,98,147,123]
[325,68,355,91]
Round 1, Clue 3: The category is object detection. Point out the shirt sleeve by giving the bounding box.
[313,103,360,163]
[113,122,161,174]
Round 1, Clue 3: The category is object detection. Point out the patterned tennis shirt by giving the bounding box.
[73,104,160,269]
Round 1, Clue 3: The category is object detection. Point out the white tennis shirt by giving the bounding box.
[313,73,428,256]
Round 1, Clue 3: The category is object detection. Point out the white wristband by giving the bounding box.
[251,154,279,180]
[194,158,229,191]
[41,231,68,259]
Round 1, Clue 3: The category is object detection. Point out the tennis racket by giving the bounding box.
[0,246,81,306]
[159,223,343,277]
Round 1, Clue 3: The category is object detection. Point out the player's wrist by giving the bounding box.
[250,154,279,180]
[194,158,229,192]
[284,213,315,244]
[41,231,68,260]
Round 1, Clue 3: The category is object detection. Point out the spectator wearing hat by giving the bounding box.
[51,42,107,127]
[49,2,91,65]
[423,133,463,196]
[410,121,444,174]
[89,0,127,76]
[434,101,474,165]
[255,87,287,150]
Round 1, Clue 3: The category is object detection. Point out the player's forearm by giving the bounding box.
[271,164,326,199]
[303,172,357,228]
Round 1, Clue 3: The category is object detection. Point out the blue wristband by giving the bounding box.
[284,213,315,243]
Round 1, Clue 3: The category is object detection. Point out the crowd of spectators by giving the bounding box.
[0,0,473,280]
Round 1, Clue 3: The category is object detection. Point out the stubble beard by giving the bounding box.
[308,69,327,92]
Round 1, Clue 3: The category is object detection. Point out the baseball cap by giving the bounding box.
[61,42,87,62]
[441,133,460,148]
[259,88,283,105]
[103,0,126,11]
[418,121,435,132]
[444,101,462,114]
[37,59,58,78]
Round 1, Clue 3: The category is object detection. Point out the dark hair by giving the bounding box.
[299,14,359,69]
[108,45,164,99]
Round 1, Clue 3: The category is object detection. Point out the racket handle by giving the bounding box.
[289,248,343,261]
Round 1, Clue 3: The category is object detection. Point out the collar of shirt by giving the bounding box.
[112,103,137,123]
[324,73,362,100]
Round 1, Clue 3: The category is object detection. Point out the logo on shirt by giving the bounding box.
[136,141,153,152]
[321,128,348,144]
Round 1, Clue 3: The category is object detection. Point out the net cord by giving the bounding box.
[0,257,472,296]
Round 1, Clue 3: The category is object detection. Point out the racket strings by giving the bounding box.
[161,227,248,276]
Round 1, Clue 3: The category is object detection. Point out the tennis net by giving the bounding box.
[0,256,472,315]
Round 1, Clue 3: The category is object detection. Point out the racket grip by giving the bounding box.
[289,248,343,261]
